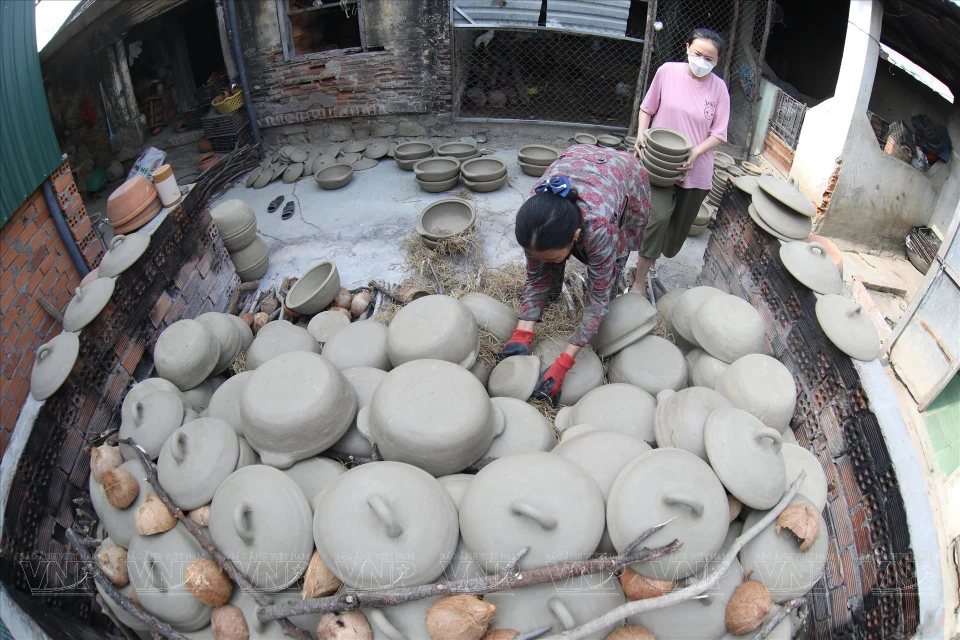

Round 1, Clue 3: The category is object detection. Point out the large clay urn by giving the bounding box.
[386,295,479,368]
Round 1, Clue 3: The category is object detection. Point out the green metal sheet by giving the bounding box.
[1,0,63,227]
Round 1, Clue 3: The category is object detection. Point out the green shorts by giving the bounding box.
[639,185,710,259]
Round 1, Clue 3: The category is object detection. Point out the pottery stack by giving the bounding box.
[687,201,712,237]
[517,145,560,177]
[460,157,508,192]
[394,141,435,170]
[412,157,461,193]
[638,128,693,188]
[748,175,817,241]
[106,175,162,234]
[415,198,476,249]
[211,200,268,282]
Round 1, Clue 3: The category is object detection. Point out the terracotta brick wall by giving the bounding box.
[0,160,103,454]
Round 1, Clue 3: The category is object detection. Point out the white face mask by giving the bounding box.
[688,55,715,78]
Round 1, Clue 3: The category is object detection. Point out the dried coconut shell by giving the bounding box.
[334,287,353,310]
[481,631,519,640]
[253,312,269,333]
[239,313,254,327]
[620,567,675,601]
[725,580,772,634]
[728,494,744,522]
[96,542,128,587]
[188,505,211,527]
[331,307,352,321]
[350,291,372,318]
[91,445,123,483]
[303,551,342,599]
[185,558,232,606]
[260,298,279,315]
[100,467,139,509]
[134,493,176,535]
[776,502,820,552]
[317,610,373,640]
[605,627,656,640]
[211,604,249,640]
[426,595,496,640]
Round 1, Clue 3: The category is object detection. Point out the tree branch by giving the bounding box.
[754,597,805,640]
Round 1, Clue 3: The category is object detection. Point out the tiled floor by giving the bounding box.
[923,374,960,477]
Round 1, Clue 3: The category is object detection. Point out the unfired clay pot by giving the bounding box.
[281,456,345,505]
[656,287,691,349]
[437,474,474,510]
[607,335,688,394]
[62,277,117,332]
[285,261,341,315]
[240,351,356,468]
[715,354,797,433]
[121,378,186,426]
[688,348,729,388]
[225,587,321,638]
[307,309,351,343]
[205,371,254,436]
[815,295,881,361]
[780,443,828,510]
[157,417,240,510]
[329,366,387,456]
[670,286,724,348]
[589,291,657,357]
[364,598,438,640]
[181,379,214,414]
[780,241,842,295]
[245,319,320,370]
[89,459,152,548]
[459,452,605,572]
[230,235,269,283]
[96,580,149,633]
[196,312,243,375]
[228,314,254,352]
[704,407,786,509]
[119,390,185,460]
[313,461,459,588]
[653,387,731,461]
[692,293,765,364]
[386,295,479,368]
[29,331,79,400]
[532,336,604,406]
[459,292,519,343]
[487,354,541,400]
[555,383,656,443]
[357,359,503,476]
[98,233,150,278]
[154,319,221,390]
[211,200,258,252]
[484,396,557,458]
[321,320,391,371]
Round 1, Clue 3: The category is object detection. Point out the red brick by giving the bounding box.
[53,171,72,195]
[0,285,17,312]
[40,269,59,293]
[0,429,9,459]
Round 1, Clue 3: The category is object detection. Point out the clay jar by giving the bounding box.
[483,396,557,458]
[280,456,345,504]
[244,319,320,370]
[205,371,254,436]
[154,319,221,390]
[386,295,479,368]
[554,383,657,444]
[89,458,152,548]
[459,292,519,343]
[313,461,459,588]
[607,448,728,580]
[459,452,605,573]
[285,261,341,315]
[119,390,185,460]
[532,336,604,406]
[607,335,688,395]
[209,465,313,591]
[320,320,391,371]
[210,200,258,252]
[653,387,731,461]
[715,354,797,433]
[240,351,356,468]
[691,293,765,364]
[670,286,724,348]
[589,291,657,357]
[157,417,241,510]
[357,359,503,476]
[330,366,388,457]
[196,312,244,375]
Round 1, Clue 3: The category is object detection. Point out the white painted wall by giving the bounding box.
[929,112,960,238]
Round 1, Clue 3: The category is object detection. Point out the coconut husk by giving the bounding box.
[188,505,211,527]
[776,502,820,551]
[317,610,373,640]
[426,595,496,640]
[231,351,248,375]
[335,288,354,310]
[100,467,139,509]
[605,627,656,640]
[302,551,342,599]
[620,567,675,601]
[185,558,233,607]
[350,291,372,318]
[91,445,123,483]
[211,604,249,640]
[239,312,254,326]
[134,493,176,535]
[728,494,744,522]
[96,542,128,587]
[252,312,269,333]
[725,580,772,634]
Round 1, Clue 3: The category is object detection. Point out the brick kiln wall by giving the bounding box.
[0,160,104,454]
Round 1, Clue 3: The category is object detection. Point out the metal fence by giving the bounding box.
[768,88,807,150]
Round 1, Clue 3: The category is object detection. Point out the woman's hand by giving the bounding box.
[679,148,701,173]
[634,130,647,157]
[500,327,535,359]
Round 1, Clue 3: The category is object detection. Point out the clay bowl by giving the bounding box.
[518,160,548,177]
[107,175,158,228]
[460,157,507,182]
[713,151,735,167]
[648,172,682,188]
[417,198,476,239]
[644,143,690,165]
[394,141,434,160]
[314,163,354,190]
[463,174,507,192]
[413,157,461,182]
[597,134,622,147]
[742,161,763,175]
[112,197,162,234]
[395,156,426,171]
[574,133,598,145]
[641,150,684,173]
[285,260,341,314]
[436,141,479,158]
[643,159,683,180]
[230,235,269,282]
[645,128,692,155]
[198,152,218,173]
[517,145,560,166]
[414,175,458,193]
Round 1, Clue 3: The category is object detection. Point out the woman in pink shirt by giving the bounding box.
[632,28,730,292]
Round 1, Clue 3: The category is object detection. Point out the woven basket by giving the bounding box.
[212,89,244,115]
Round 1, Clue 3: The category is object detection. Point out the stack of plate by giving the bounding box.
[638,128,692,188]
[688,202,712,237]
[412,157,461,193]
[748,175,816,242]
[518,145,560,177]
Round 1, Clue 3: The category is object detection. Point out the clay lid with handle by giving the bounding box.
[757,174,816,217]
[779,241,843,294]
[704,407,787,509]
[30,331,79,400]
[751,188,813,240]
[815,294,881,361]
[157,417,241,511]
[98,232,151,278]
[118,389,185,460]
[589,290,657,358]
[62,277,117,332]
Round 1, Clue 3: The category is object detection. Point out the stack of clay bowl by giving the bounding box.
[461,157,507,192]
[517,145,560,177]
[639,128,692,188]
[436,140,479,162]
[211,200,268,282]
[749,175,816,242]
[416,198,475,249]
[412,157,461,193]
[107,175,162,234]
[708,165,732,208]
[394,141,435,170]
[688,201,711,237]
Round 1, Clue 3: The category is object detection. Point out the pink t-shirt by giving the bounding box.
[640,62,730,190]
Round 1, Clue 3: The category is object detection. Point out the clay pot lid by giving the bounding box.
[645,127,693,154]
[589,291,657,357]
[98,233,150,278]
[62,277,116,332]
[532,337,604,406]
[691,293,765,364]
[119,389,185,459]
[459,292,519,343]
[517,145,560,166]
[436,141,479,158]
[245,319,320,370]
[285,260,340,314]
[352,156,379,171]
[107,175,158,227]
[209,465,313,590]
[157,417,240,510]
[715,354,797,433]
[653,387,731,460]
[417,198,476,239]
[268,162,286,181]
[319,143,341,156]
[748,203,794,242]
[751,188,814,240]
[364,142,390,159]
[341,140,368,154]
[307,309,351,343]
[607,334,687,395]
[704,407,787,509]
[394,141,434,159]
[313,461,459,588]
[607,447,729,580]
[30,332,79,400]
[386,295,479,368]
[780,443,828,510]
[815,295,880,361]
[196,312,244,375]
[321,319,391,371]
[153,319,221,390]
[282,162,304,183]
[713,151,735,166]
[670,286,725,347]
[554,383,657,443]
[574,133,597,144]
[460,157,507,182]
[806,234,844,277]
[206,370,254,436]
[551,430,651,498]
[757,174,816,217]
[485,396,556,457]
[338,152,362,165]
[286,148,307,163]
[779,241,843,294]
[487,355,541,400]
[311,154,337,175]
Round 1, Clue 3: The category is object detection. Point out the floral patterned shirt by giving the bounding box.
[519,144,652,347]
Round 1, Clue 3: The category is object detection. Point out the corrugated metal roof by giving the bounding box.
[545,0,631,36]
[1,0,64,227]
[452,0,543,26]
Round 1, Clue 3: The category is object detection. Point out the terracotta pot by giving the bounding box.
[111,196,161,234]
[554,383,657,443]
[386,295,479,368]
[198,139,213,152]
[211,200,258,252]
[285,261,340,314]
[198,152,219,173]
[107,175,158,228]
[245,319,319,370]
[320,320,391,371]
[154,319,221,390]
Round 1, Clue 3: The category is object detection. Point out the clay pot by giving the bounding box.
[228,314,254,352]
[306,309,351,343]
[607,335,687,395]
[313,461,459,588]
[436,141,479,158]
[532,337,604,406]
[29,331,80,401]
[329,366,388,457]
[555,384,656,444]
[196,313,244,376]
[463,174,507,192]
[319,319,391,371]
[79,268,100,287]
[484,396,557,458]
[198,152,219,173]
[487,354,541,400]
[211,200,258,252]
[89,459,153,548]
[96,581,149,633]
[689,349,729,388]
[62,277,116,333]
[574,133,598,145]
[121,378,187,426]
[357,359,503,476]
[459,292,519,343]
[413,157,461,182]
[590,291,657,357]
[98,233,151,278]
[281,456,345,504]
[119,390,185,460]
[154,319,221,390]
[225,587,322,637]
[437,474,473,510]
[181,378,214,415]
[715,354,797,433]
[597,134,622,147]
[240,351,355,468]
[107,175,159,229]
[206,371,254,436]
[653,387,731,461]
[517,145,561,166]
[285,261,340,315]
[780,443,828,510]
[645,128,693,155]
[314,163,353,190]
[415,175,458,193]
[245,319,319,370]
[459,452,605,572]
[704,407,787,509]
[417,199,476,239]
[230,235,269,282]
[209,465,313,591]
[386,295,479,368]
[670,286,725,348]
[691,294,765,364]
[107,161,125,183]
[111,196,162,234]
[460,158,507,182]
[518,160,549,177]
[157,418,241,510]
[198,139,213,153]
[394,142,434,160]
[364,598,438,639]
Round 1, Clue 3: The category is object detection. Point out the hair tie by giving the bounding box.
[535,176,572,198]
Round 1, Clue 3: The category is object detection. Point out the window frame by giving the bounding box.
[275,0,368,62]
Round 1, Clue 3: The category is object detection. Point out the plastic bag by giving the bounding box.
[127,147,166,182]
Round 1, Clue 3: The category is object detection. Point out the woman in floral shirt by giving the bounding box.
[501,143,652,403]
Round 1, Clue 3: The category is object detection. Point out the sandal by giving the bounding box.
[281,201,295,220]
[267,196,284,213]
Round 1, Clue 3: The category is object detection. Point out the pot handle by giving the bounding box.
[74,286,83,300]
[662,493,704,517]
[171,430,187,463]
[510,500,558,531]
[36,344,53,362]
[753,426,783,452]
[807,241,827,256]
[846,303,864,318]
[146,554,166,593]
[366,609,405,640]
[547,597,577,629]
[367,494,403,538]
[489,403,506,437]
[109,235,126,251]
[233,502,256,544]
[133,401,145,427]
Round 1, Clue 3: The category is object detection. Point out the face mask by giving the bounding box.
[688,55,715,78]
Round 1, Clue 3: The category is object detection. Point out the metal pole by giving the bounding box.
[42,178,90,278]
[225,0,261,148]
[723,0,740,81]
[743,0,774,159]
[628,0,659,137]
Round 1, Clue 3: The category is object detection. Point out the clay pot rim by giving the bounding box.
[111,198,162,234]
[648,172,682,188]
[417,198,476,239]
[645,127,693,154]
[413,157,461,181]
[414,175,459,192]
[460,157,507,182]
[517,145,560,166]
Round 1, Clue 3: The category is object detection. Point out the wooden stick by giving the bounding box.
[256,522,681,622]
[427,258,444,295]
[368,280,407,305]
[544,471,808,639]
[517,626,553,640]
[119,439,311,640]
[36,295,64,322]
[754,597,805,640]
[229,281,259,315]
[96,595,140,640]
